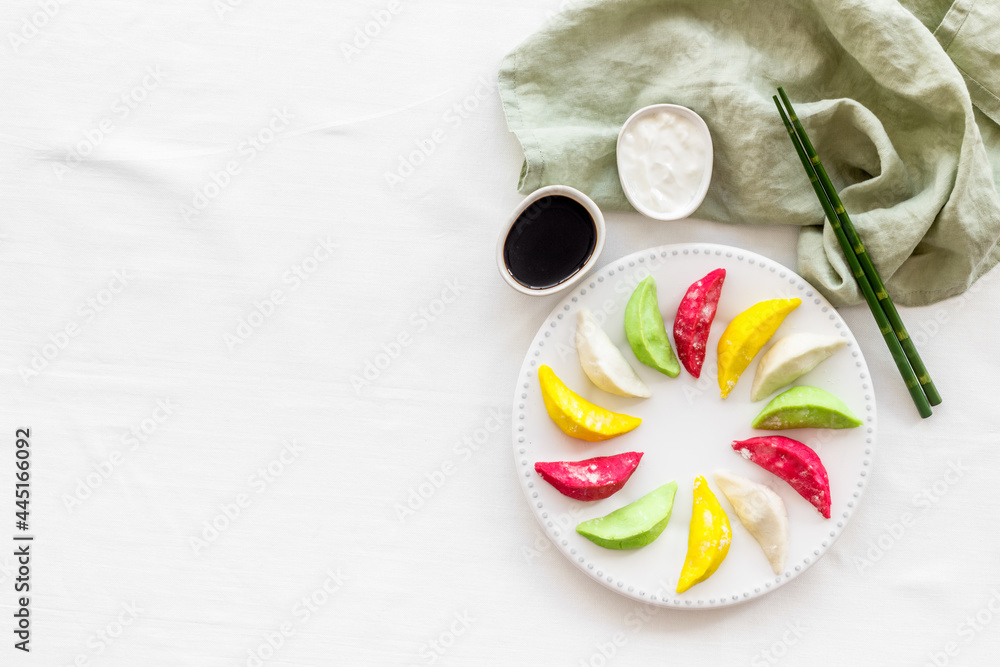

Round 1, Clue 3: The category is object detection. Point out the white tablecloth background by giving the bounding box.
[1,1,998,665]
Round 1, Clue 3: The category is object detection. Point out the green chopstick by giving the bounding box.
[773,96,933,419]
[777,88,941,409]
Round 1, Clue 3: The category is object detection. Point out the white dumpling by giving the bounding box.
[714,470,790,575]
[751,333,846,401]
[575,309,652,398]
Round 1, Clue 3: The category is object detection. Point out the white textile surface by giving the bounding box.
[0,1,998,665]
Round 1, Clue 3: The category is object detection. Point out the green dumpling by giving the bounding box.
[624,276,680,378]
[576,482,678,549]
[751,386,862,430]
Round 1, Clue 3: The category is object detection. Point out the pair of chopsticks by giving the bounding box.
[773,88,941,419]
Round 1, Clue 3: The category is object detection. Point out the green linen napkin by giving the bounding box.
[498,0,1000,307]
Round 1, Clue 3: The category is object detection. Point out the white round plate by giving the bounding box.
[512,243,876,608]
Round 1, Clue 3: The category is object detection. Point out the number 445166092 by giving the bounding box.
[15,429,29,532]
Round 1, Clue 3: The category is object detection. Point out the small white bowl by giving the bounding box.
[496,185,606,297]
[616,104,714,221]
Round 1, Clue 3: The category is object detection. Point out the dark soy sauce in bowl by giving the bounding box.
[503,195,598,290]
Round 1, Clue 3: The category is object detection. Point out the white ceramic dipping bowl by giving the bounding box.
[616,104,714,221]
[496,185,606,297]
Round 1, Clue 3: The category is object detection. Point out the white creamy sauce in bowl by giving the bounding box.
[617,105,713,220]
